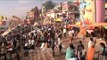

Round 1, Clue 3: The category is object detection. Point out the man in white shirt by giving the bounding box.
[63,28,67,37]
[68,29,75,37]
[28,39,35,50]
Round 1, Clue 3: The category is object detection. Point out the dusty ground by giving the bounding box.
[21,37,106,60]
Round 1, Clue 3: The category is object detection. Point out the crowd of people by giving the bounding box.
[65,26,107,60]
[0,18,107,60]
[0,20,71,60]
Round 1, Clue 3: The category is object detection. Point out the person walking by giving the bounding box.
[77,41,85,60]
[58,36,62,53]
[63,28,66,37]
[51,39,55,56]
[68,29,75,40]
[65,43,77,60]
[81,46,86,60]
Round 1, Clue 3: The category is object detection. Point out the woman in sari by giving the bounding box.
[87,37,96,60]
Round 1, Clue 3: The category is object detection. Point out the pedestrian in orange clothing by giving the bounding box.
[87,37,96,60]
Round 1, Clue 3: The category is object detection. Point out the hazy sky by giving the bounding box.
[0,0,73,18]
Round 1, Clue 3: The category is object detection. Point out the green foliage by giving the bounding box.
[42,1,55,10]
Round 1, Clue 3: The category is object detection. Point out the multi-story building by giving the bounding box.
[26,10,34,20]
[62,1,79,20]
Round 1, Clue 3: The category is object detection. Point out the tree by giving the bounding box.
[42,0,55,10]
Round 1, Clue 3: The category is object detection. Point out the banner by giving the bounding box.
[79,0,95,26]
